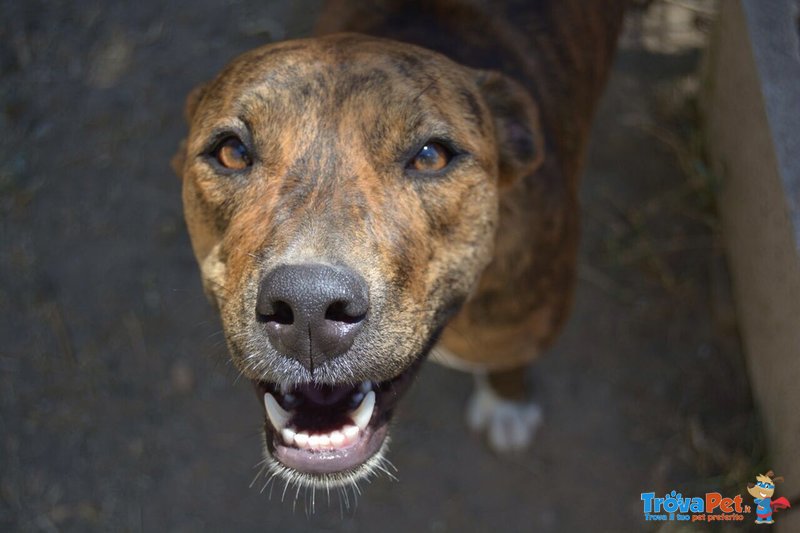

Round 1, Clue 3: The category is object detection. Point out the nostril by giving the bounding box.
[257,300,294,325]
[256,263,370,366]
[324,300,366,324]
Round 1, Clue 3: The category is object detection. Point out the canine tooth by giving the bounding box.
[343,425,359,439]
[308,435,321,448]
[294,432,309,448]
[330,430,345,447]
[359,381,372,393]
[351,390,375,430]
[281,427,295,445]
[264,393,290,431]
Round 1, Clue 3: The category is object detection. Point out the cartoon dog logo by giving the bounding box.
[747,470,791,524]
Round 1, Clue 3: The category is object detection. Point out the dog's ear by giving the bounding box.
[172,83,208,179]
[183,83,208,123]
[475,70,544,187]
[170,139,188,179]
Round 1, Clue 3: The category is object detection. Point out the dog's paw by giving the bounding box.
[466,375,542,453]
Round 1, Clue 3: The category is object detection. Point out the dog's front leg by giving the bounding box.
[466,366,542,453]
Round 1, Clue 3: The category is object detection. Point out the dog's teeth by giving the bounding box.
[266,386,374,450]
[349,381,371,406]
[294,432,309,448]
[330,430,345,447]
[343,425,359,439]
[281,427,295,445]
[264,393,290,431]
[297,430,357,450]
[350,390,375,430]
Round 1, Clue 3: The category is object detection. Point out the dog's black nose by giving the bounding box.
[256,263,369,371]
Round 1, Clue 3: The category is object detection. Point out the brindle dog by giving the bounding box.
[173,0,624,489]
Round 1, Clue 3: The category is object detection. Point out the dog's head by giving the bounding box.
[174,33,543,488]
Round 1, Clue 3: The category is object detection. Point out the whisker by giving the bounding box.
[281,477,292,502]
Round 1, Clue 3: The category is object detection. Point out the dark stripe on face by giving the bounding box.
[346,186,370,225]
[387,232,415,291]
[386,52,430,85]
[459,88,485,130]
[194,184,230,234]
[333,68,391,107]
[426,208,457,240]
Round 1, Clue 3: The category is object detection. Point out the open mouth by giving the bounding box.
[253,357,423,484]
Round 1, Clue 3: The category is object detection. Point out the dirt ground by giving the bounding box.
[0,1,764,531]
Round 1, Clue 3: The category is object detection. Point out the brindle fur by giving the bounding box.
[175,0,623,445]
[179,36,509,387]
[316,0,624,373]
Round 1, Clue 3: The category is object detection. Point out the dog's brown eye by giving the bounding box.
[214,137,251,170]
[409,142,450,172]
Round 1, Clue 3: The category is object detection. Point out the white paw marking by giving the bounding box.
[466,375,542,453]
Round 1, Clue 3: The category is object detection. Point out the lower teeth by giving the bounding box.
[280,424,360,449]
[263,383,377,451]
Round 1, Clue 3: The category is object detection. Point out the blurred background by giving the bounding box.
[1,0,794,531]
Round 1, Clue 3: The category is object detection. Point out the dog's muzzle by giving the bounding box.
[250,262,423,479]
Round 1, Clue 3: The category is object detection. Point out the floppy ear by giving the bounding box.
[475,70,544,187]
[171,83,208,179]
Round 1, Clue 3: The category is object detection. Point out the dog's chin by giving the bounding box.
[252,355,424,489]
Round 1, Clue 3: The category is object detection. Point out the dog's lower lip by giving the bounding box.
[272,425,389,474]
